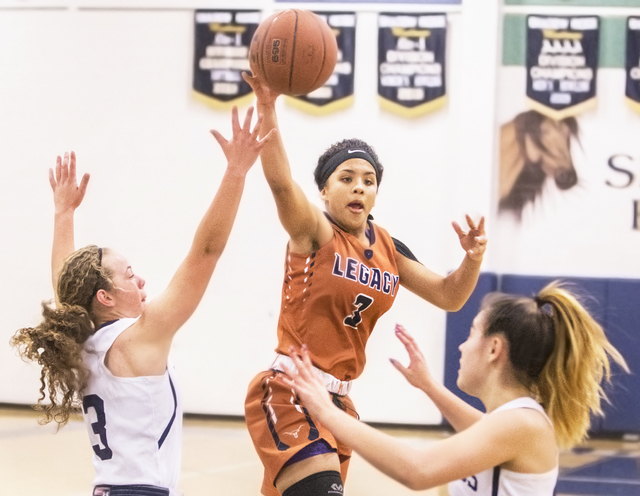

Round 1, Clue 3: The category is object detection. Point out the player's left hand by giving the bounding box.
[210,105,275,176]
[452,215,487,262]
[49,151,90,215]
[281,345,335,421]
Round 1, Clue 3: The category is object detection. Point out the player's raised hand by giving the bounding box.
[390,324,434,392]
[452,215,487,261]
[242,71,281,106]
[210,106,275,175]
[49,151,90,214]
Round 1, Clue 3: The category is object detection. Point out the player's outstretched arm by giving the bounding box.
[135,106,274,351]
[391,324,483,431]
[397,216,487,312]
[49,151,90,294]
[283,345,529,491]
[242,72,330,251]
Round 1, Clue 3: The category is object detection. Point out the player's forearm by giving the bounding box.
[420,379,483,432]
[441,255,482,311]
[190,167,247,260]
[256,101,295,193]
[317,407,430,490]
[51,210,76,293]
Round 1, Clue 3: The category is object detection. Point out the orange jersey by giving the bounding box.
[275,219,400,381]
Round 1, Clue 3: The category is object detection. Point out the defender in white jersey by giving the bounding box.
[12,108,274,496]
[284,282,627,494]
[82,318,183,494]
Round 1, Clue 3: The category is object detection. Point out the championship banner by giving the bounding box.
[288,12,356,115]
[193,10,260,109]
[526,15,599,120]
[626,17,640,114]
[378,13,447,118]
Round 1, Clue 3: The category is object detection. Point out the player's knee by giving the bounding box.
[282,470,343,496]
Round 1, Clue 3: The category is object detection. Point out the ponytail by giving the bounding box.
[11,245,112,427]
[536,283,628,448]
[11,301,95,426]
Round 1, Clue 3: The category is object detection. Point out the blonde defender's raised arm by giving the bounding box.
[134,107,274,350]
[49,151,90,295]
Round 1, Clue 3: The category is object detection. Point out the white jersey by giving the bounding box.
[82,318,183,495]
[448,397,558,496]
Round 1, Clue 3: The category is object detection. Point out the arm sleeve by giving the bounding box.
[392,237,421,264]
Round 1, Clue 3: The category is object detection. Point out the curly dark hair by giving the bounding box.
[11,245,113,426]
[314,138,384,190]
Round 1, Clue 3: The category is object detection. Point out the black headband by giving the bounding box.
[318,148,381,189]
[91,247,104,300]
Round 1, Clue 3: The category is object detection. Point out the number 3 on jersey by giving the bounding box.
[83,394,113,460]
[344,294,374,329]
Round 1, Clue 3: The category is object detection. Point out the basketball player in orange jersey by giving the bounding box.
[242,72,488,496]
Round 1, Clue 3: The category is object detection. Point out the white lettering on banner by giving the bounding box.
[570,17,598,31]
[380,63,442,75]
[381,75,410,87]
[630,18,640,30]
[398,87,425,101]
[550,92,571,104]
[387,50,435,63]
[559,80,590,92]
[211,70,241,82]
[212,82,238,95]
[530,67,593,80]
[529,17,570,30]
[199,58,250,70]
[195,12,232,24]
[631,67,640,80]
[379,15,418,28]
[414,75,443,87]
[206,46,248,58]
[532,79,554,91]
[329,14,356,28]
[418,15,446,29]
[334,61,352,75]
[235,12,261,24]
[541,39,583,55]
[538,55,586,67]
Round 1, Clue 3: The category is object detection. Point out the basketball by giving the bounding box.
[249,9,338,96]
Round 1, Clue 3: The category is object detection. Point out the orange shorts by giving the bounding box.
[245,370,358,496]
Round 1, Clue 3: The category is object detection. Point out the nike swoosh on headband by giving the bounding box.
[348,149,367,153]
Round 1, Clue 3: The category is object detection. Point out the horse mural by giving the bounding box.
[499,110,580,219]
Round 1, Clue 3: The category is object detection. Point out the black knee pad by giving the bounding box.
[282,470,344,496]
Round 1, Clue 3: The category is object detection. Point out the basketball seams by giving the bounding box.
[260,17,274,89]
[288,10,298,94]
[249,8,336,96]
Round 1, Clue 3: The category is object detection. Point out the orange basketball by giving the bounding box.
[249,9,338,96]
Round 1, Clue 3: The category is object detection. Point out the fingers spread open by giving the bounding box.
[231,106,241,135]
[210,129,228,148]
[242,106,255,132]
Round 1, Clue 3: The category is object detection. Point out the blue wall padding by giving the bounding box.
[601,279,640,433]
[442,273,498,422]
[444,274,639,433]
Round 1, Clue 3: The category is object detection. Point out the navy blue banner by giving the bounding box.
[626,17,640,114]
[193,10,260,107]
[377,12,447,117]
[289,12,356,114]
[526,15,599,119]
